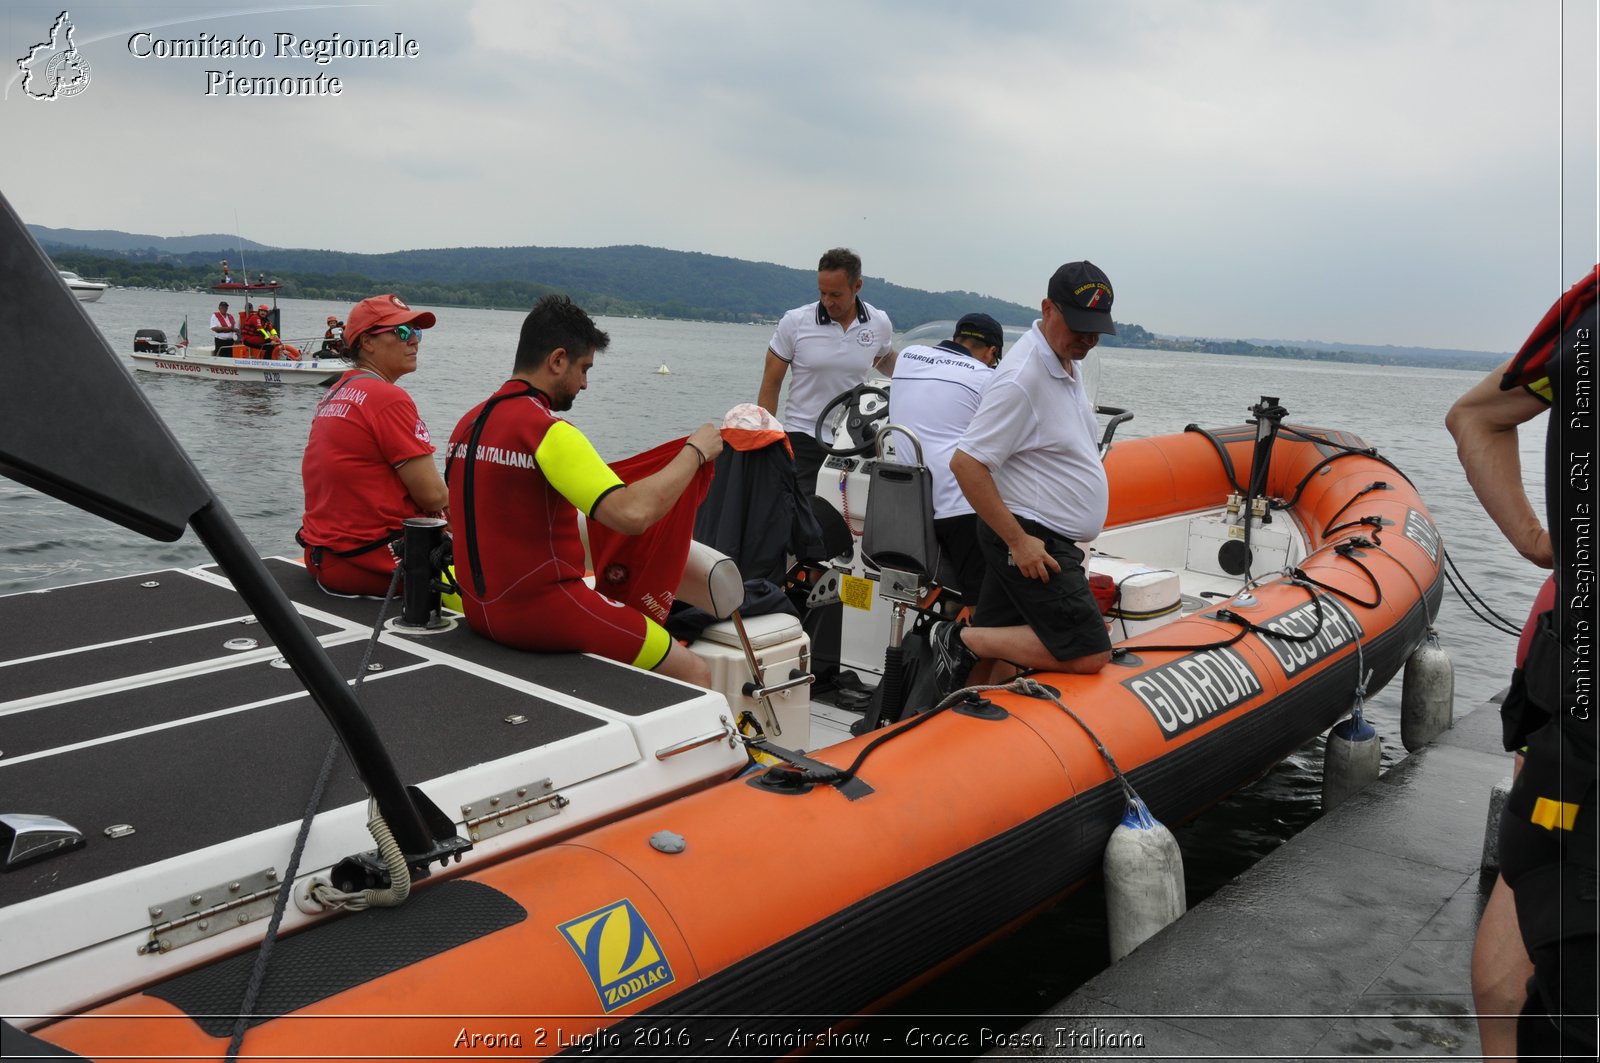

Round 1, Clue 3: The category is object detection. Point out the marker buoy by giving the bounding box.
[1104,795,1186,962]
[1322,706,1381,811]
[1400,629,1453,752]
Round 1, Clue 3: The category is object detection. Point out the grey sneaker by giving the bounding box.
[928,620,977,699]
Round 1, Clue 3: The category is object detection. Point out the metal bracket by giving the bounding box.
[876,565,922,605]
[806,569,844,608]
[142,868,281,954]
[461,779,567,842]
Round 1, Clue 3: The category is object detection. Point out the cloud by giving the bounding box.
[1,0,1593,350]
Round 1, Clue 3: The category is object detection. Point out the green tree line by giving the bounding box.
[49,244,1503,370]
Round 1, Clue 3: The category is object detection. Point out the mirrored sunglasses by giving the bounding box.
[371,323,423,342]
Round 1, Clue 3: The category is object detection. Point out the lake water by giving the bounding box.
[3,288,1547,1029]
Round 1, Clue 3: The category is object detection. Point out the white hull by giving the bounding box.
[58,271,106,302]
[131,349,343,386]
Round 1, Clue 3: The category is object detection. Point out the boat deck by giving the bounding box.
[0,559,747,1017]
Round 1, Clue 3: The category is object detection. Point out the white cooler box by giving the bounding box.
[696,613,812,749]
[677,541,814,750]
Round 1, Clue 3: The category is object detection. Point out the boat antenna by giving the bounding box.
[234,208,248,288]
[0,190,465,871]
[1235,396,1288,582]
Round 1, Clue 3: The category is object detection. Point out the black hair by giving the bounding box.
[513,294,611,373]
[818,247,862,284]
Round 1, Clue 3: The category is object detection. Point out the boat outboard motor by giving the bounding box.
[1219,396,1288,578]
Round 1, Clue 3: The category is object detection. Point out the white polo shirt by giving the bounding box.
[768,298,894,437]
[956,321,1107,542]
[886,340,993,519]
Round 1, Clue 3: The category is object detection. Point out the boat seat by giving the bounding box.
[860,461,940,591]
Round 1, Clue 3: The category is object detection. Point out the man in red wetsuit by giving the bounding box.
[299,293,448,596]
[446,294,723,686]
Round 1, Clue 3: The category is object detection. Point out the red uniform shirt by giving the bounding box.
[301,369,436,551]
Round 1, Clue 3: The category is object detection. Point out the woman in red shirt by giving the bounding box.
[298,293,447,596]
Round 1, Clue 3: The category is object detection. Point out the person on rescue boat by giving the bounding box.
[886,312,1005,604]
[209,300,238,356]
[757,247,896,493]
[446,294,724,687]
[297,293,449,597]
[240,303,279,359]
[930,262,1120,696]
[321,314,344,353]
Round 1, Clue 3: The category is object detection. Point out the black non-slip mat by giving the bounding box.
[0,639,421,758]
[0,571,253,663]
[0,662,605,906]
[1,613,340,704]
[259,556,702,716]
[146,879,528,1037]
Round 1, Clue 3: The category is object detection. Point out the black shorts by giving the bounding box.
[974,516,1111,662]
[933,513,987,604]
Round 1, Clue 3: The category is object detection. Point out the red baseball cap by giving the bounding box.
[343,293,437,348]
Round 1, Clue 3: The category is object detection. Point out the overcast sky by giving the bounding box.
[3,0,1595,352]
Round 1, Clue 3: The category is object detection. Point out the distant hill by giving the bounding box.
[1237,337,1506,369]
[29,225,274,255]
[34,224,1508,370]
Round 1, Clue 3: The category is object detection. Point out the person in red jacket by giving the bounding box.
[239,303,278,358]
[298,293,448,596]
[446,294,722,685]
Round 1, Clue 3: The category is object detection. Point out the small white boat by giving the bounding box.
[655,364,671,375]
[131,345,344,386]
[57,270,106,302]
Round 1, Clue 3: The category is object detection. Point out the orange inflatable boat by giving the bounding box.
[3,419,1445,1061]
[1,197,1446,1059]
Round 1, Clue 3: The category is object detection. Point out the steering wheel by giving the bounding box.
[815,384,891,456]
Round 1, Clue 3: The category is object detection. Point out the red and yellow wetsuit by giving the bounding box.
[445,380,672,670]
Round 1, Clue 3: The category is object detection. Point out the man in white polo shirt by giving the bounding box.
[886,312,1004,602]
[757,247,896,492]
[931,261,1119,695]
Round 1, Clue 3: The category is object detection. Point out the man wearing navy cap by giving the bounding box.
[886,312,1006,602]
[931,261,1119,695]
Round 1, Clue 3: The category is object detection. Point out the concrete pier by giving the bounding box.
[999,696,1515,1059]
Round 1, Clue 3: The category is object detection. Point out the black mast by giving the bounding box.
[0,192,461,868]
